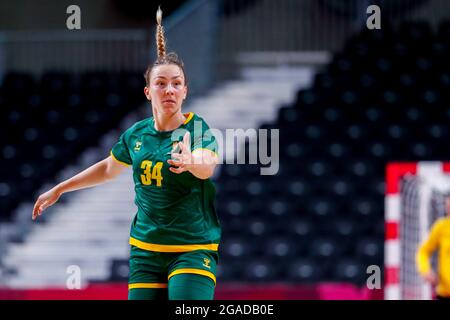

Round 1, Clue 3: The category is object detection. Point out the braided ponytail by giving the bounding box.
[156,6,166,59]
[144,7,187,87]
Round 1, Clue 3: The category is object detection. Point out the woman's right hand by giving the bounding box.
[423,270,438,286]
[32,187,62,220]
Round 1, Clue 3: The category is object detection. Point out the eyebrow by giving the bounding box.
[153,75,183,80]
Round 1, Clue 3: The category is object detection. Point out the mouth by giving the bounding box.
[163,99,176,104]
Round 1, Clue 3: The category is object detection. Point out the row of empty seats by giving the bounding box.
[210,21,450,284]
[0,71,145,220]
[4,20,450,286]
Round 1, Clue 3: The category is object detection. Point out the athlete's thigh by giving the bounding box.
[128,245,168,300]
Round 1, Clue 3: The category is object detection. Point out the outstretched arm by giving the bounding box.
[32,156,127,220]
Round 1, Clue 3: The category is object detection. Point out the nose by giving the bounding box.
[165,83,175,95]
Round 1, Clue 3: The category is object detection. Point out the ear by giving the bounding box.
[183,85,188,100]
[144,86,151,101]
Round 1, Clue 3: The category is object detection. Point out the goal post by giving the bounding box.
[385,162,450,300]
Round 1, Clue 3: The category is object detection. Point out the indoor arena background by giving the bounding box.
[0,0,449,300]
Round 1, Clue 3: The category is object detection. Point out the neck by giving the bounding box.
[153,108,186,131]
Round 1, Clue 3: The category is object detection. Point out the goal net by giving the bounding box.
[385,162,450,300]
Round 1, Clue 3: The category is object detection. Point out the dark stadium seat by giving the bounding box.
[287,217,316,240]
[309,237,343,261]
[0,71,145,220]
[221,198,248,218]
[263,198,292,219]
[287,258,325,283]
[333,258,367,284]
[355,237,384,266]
[2,73,34,95]
[245,179,266,197]
[221,217,246,236]
[244,216,275,238]
[109,259,129,281]
[220,236,255,260]
[243,258,281,282]
[286,177,312,198]
[329,217,360,239]
[216,260,237,282]
[263,236,298,259]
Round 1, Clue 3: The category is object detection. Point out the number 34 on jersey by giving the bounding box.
[140,160,163,186]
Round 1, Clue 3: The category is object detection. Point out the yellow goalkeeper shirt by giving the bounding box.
[416,217,450,297]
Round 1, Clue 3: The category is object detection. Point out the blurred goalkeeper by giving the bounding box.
[416,195,450,300]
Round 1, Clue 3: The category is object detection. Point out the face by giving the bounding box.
[144,64,187,116]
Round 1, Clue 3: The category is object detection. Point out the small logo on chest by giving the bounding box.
[134,141,142,151]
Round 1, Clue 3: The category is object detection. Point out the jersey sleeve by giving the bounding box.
[192,120,218,156]
[111,131,132,166]
[416,218,444,275]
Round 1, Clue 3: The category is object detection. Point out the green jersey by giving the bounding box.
[111,112,221,252]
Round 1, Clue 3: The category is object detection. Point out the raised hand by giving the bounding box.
[167,132,192,174]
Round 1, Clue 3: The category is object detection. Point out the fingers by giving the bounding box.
[169,166,185,174]
[169,153,191,164]
[179,132,191,153]
[428,278,437,286]
[171,153,182,160]
[32,202,39,218]
[32,208,38,220]
[167,159,187,174]
[167,159,182,167]
[32,199,42,220]
[40,200,48,212]
[32,199,48,220]
[431,273,438,285]
[169,133,191,175]
[178,141,186,153]
[424,272,438,285]
[183,131,191,148]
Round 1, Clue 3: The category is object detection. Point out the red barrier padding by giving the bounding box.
[0,282,383,300]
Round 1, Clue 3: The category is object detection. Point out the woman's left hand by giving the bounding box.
[167,132,192,174]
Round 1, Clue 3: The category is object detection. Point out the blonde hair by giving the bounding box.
[144,6,186,87]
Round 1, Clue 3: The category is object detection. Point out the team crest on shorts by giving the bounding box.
[202,258,211,269]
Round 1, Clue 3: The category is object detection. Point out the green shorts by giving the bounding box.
[128,245,218,293]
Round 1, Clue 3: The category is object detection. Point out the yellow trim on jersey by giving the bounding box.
[110,151,131,167]
[192,148,219,158]
[128,283,167,290]
[130,237,219,252]
[183,112,194,125]
[168,268,216,285]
